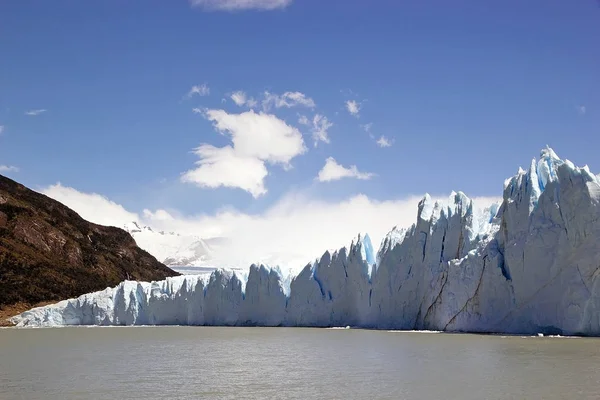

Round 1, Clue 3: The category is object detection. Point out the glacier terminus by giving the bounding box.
[13,148,600,336]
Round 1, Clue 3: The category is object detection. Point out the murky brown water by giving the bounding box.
[1,327,599,399]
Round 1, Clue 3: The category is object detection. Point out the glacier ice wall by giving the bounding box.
[13,148,600,336]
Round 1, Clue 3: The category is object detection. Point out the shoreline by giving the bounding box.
[1,322,594,338]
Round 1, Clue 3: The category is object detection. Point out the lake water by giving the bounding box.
[1,327,600,399]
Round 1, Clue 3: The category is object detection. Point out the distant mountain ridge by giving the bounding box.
[0,174,178,317]
[123,221,228,268]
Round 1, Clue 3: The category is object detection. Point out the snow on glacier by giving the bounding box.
[12,148,600,336]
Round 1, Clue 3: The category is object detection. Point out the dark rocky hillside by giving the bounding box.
[0,174,178,318]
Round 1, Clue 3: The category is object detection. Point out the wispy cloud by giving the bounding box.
[0,165,19,173]
[361,123,374,139]
[361,123,393,147]
[345,100,360,118]
[299,114,333,147]
[25,109,47,116]
[186,83,210,98]
[262,91,315,111]
[317,157,374,182]
[190,0,292,11]
[231,91,248,106]
[230,90,258,108]
[183,109,306,197]
[0,125,4,135]
[376,135,393,148]
[298,115,310,126]
[578,105,587,115]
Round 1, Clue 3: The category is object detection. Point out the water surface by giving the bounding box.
[1,327,599,399]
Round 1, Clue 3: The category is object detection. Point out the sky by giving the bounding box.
[0,0,599,268]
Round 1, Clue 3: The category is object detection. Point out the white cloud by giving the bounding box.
[578,105,586,115]
[182,109,306,197]
[187,83,210,98]
[298,115,309,126]
[299,114,333,146]
[43,183,501,273]
[317,157,375,182]
[262,91,315,111]
[41,183,140,227]
[376,135,393,148]
[231,91,248,106]
[204,109,305,165]
[230,91,257,108]
[0,165,19,173]
[25,109,47,116]
[190,0,292,11]
[345,100,360,117]
[181,144,268,198]
[0,125,4,135]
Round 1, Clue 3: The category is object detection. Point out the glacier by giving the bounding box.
[12,147,600,336]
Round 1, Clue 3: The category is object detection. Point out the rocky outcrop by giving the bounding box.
[0,174,178,312]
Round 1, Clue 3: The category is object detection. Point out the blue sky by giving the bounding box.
[0,0,599,266]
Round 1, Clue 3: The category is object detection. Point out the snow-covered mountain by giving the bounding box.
[123,222,222,269]
[14,148,600,336]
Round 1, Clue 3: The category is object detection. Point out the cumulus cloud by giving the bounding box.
[182,109,306,197]
[187,83,210,98]
[181,145,268,198]
[190,0,292,11]
[204,109,305,165]
[43,183,502,272]
[0,165,19,173]
[345,100,360,117]
[299,114,333,146]
[230,91,257,108]
[42,183,140,227]
[262,91,315,111]
[317,157,375,182]
[376,135,393,148]
[25,109,47,116]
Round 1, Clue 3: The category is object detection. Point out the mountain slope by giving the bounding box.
[0,174,178,315]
